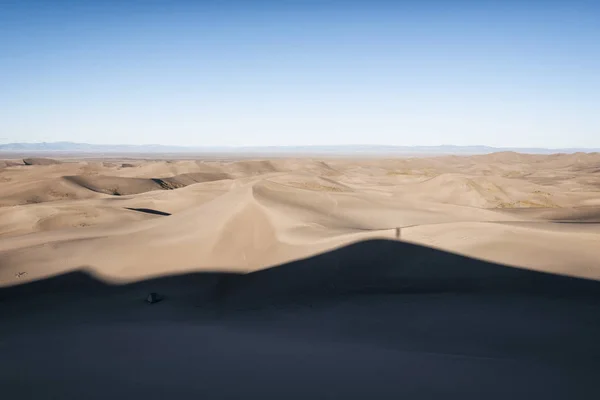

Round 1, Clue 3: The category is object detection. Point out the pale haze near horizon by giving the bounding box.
[1,0,599,148]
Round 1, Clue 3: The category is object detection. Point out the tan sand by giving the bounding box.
[1,152,600,286]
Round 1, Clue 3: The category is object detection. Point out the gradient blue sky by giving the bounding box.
[1,0,599,147]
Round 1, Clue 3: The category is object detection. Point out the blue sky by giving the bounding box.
[1,0,599,147]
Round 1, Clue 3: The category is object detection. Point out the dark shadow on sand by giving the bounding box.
[1,239,599,400]
[125,207,172,216]
[552,221,600,224]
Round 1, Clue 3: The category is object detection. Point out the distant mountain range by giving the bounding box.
[0,142,598,155]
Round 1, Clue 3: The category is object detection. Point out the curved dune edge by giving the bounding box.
[3,239,599,299]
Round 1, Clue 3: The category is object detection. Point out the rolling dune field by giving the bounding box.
[1,152,600,399]
[1,152,600,285]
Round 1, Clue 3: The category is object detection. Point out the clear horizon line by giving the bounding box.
[2,141,600,150]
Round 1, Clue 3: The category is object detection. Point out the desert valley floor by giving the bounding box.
[1,152,600,285]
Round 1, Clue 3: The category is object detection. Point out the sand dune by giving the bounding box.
[1,152,600,287]
[400,173,563,208]
[1,240,599,399]
[2,152,600,399]
[63,172,232,195]
[22,157,61,165]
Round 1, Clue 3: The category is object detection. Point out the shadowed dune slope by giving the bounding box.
[0,177,104,206]
[0,160,22,168]
[63,172,232,195]
[1,240,599,400]
[64,175,168,195]
[217,239,600,308]
[22,157,61,165]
